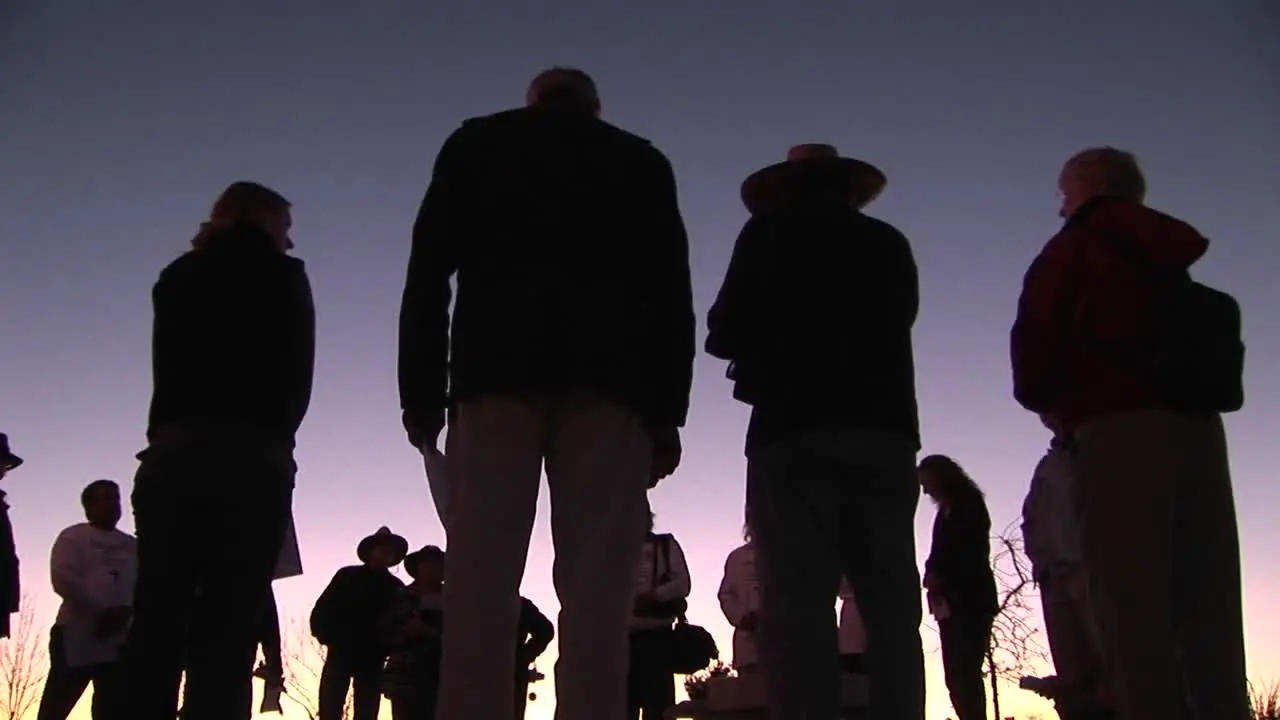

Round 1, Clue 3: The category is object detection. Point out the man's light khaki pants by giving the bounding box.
[1073,410,1249,720]
[434,394,652,720]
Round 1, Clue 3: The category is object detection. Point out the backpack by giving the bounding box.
[1102,232,1245,414]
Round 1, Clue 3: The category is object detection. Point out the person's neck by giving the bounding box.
[363,563,389,572]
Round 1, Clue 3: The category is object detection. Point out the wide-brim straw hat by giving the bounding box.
[741,143,887,215]
[356,526,409,565]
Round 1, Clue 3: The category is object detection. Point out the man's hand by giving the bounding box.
[94,605,132,639]
[738,611,759,633]
[403,408,446,451]
[648,426,682,487]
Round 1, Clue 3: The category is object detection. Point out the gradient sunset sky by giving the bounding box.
[2,2,1277,719]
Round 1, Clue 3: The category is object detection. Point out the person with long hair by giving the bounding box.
[918,454,998,720]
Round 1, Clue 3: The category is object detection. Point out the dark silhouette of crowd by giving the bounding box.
[0,65,1251,720]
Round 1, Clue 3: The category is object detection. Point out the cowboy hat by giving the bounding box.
[403,545,445,579]
[741,143,887,215]
[0,434,22,471]
[356,526,409,564]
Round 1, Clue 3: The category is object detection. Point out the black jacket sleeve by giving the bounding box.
[399,128,468,416]
[271,258,316,434]
[310,568,354,646]
[640,151,696,428]
[0,503,18,621]
[706,216,766,361]
[518,597,555,662]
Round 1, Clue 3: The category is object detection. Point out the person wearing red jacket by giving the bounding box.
[1010,147,1248,720]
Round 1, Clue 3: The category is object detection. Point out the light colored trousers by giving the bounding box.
[1073,410,1249,720]
[434,394,652,720]
[747,424,925,720]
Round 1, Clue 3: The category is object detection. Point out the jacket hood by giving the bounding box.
[1081,198,1209,272]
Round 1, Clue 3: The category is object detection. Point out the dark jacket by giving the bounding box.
[517,596,555,670]
[311,565,405,656]
[379,583,443,700]
[706,200,921,452]
[0,492,17,638]
[925,495,999,618]
[144,223,316,456]
[1010,197,1210,428]
[398,106,696,429]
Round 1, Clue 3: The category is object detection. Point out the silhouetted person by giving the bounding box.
[397,66,694,720]
[311,527,407,720]
[919,455,998,720]
[1021,415,1112,720]
[627,511,691,720]
[717,516,760,673]
[0,433,22,640]
[118,181,315,720]
[381,544,445,720]
[513,596,554,720]
[38,479,136,720]
[1011,147,1248,720]
[705,144,924,720]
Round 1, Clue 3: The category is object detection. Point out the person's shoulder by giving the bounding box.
[853,212,912,246]
[55,523,91,542]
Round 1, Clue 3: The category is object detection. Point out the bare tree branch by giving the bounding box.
[986,521,1050,720]
[279,615,349,720]
[0,597,48,720]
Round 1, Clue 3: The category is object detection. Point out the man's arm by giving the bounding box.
[717,553,748,627]
[519,598,555,661]
[50,529,101,614]
[705,218,765,361]
[876,223,920,327]
[652,535,692,601]
[271,259,316,433]
[1011,239,1075,413]
[642,152,696,429]
[399,129,468,421]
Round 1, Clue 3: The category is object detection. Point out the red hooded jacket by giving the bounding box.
[1010,197,1210,429]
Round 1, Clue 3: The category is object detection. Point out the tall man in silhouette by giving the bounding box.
[706,144,925,720]
[398,67,695,720]
[1011,147,1248,720]
[119,181,315,720]
[0,433,23,640]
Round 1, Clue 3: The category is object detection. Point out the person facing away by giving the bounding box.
[396,66,695,720]
[704,143,924,720]
[1010,147,1249,720]
[628,511,691,720]
[311,527,409,720]
[0,433,22,640]
[37,479,136,720]
[116,180,315,720]
[918,454,999,720]
[1020,414,1112,720]
[380,545,446,720]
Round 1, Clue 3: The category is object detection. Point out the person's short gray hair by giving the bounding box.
[1068,147,1147,203]
[526,67,600,113]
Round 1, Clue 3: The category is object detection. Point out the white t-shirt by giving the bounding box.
[50,523,137,667]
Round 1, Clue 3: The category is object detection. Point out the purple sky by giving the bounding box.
[2,2,1277,718]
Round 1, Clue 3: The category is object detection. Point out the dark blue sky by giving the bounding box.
[2,2,1277,716]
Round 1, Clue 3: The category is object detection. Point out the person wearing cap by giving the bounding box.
[116,181,315,720]
[310,527,408,720]
[0,433,22,640]
[381,545,446,720]
[706,144,924,720]
[398,66,694,720]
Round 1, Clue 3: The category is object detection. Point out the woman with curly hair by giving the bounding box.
[918,454,998,720]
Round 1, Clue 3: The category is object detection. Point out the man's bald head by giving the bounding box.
[526,67,601,116]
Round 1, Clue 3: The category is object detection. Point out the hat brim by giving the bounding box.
[2,454,22,471]
[357,533,409,564]
[404,546,445,579]
[741,157,887,215]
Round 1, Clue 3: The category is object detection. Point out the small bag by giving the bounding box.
[666,616,719,675]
